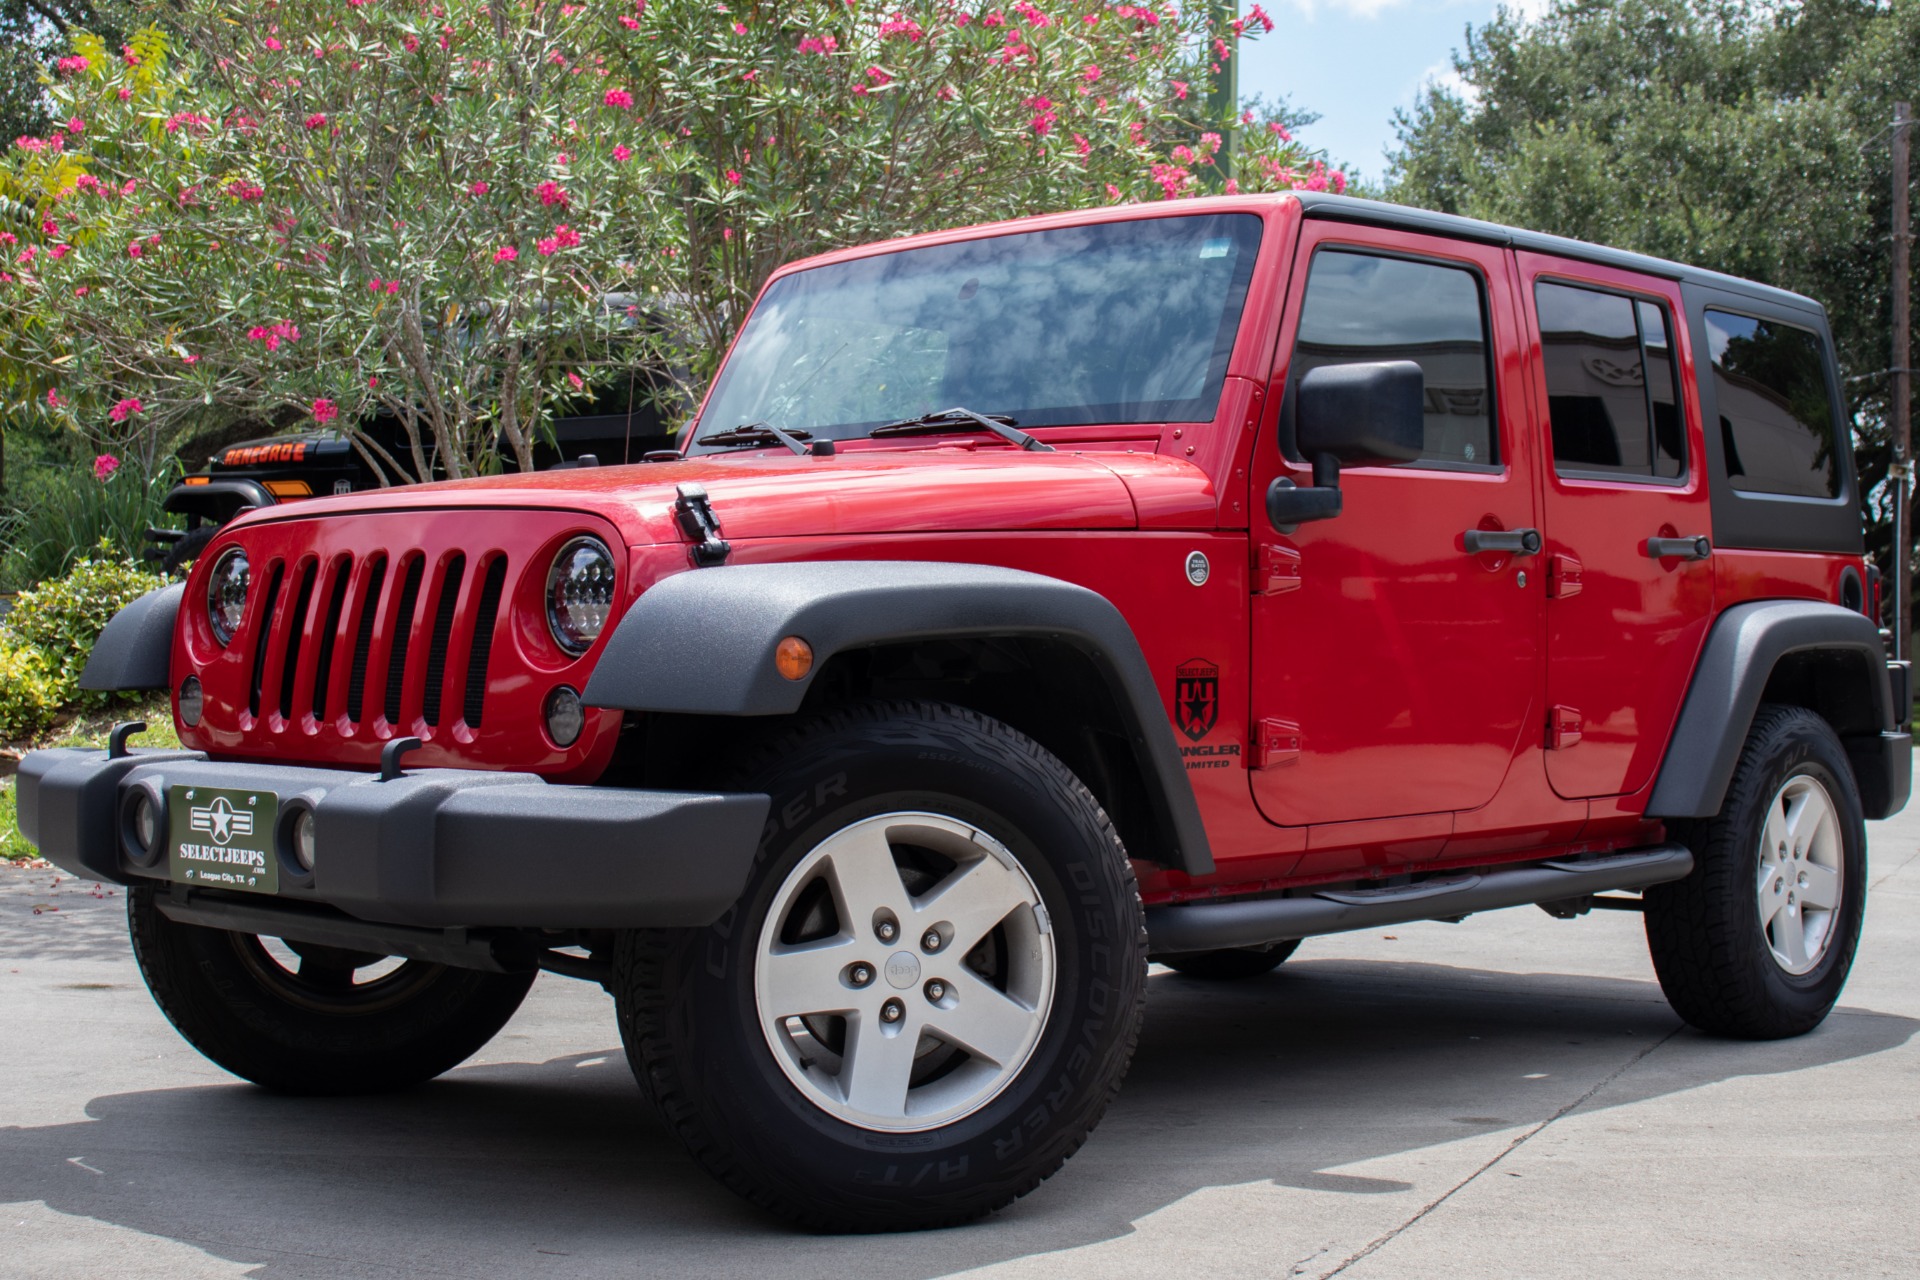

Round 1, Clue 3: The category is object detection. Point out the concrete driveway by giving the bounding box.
[3,807,1917,1278]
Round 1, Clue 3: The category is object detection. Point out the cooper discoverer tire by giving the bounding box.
[613,701,1148,1232]
[1157,939,1300,980]
[1644,704,1867,1039]
[128,886,537,1094]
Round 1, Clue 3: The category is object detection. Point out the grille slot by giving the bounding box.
[421,555,466,727]
[279,561,318,722]
[346,555,388,725]
[311,558,352,722]
[464,556,508,728]
[384,556,425,726]
[247,561,285,719]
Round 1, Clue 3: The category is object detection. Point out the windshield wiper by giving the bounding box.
[697,421,814,456]
[869,407,1054,452]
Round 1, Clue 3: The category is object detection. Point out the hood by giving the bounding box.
[232,445,1217,545]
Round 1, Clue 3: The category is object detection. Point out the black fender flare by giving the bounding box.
[1647,599,1907,820]
[161,478,275,525]
[78,583,183,692]
[580,560,1214,876]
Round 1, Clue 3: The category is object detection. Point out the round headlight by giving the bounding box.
[546,537,615,656]
[292,808,317,872]
[207,548,250,646]
[131,792,159,854]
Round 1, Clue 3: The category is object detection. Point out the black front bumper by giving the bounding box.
[15,748,769,931]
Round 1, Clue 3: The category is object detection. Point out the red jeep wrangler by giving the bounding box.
[17,193,1910,1232]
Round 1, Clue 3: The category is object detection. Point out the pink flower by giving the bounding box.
[1074,133,1090,157]
[265,37,283,50]
[1224,178,1241,195]
[403,35,420,52]
[1330,170,1348,195]
[50,244,70,259]
[1084,64,1102,82]
[865,65,892,86]
[534,224,582,256]
[226,180,265,201]
[72,285,87,295]
[46,388,64,408]
[246,321,301,351]
[567,370,585,390]
[603,88,633,108]
[182,353,199,364]
[618,14,640,28]
[742,69,757,82]
[1249,4,1275,33]
[56,55,90,75]
[1172,81,1189,100]
[108,398,142,423]
[878,15,923,40]
[93,454,120,480]
[304,113,328,130]
[312,398,338,425]
[613,144,632,162]
[386,280,399,295]
[66,116,84,134]
[1267,120,1291,141]
[468,180,490,195]
[127,241,142,258]
[796,34,837,54]
[732,21,747,34]
[494,244,518,263]
[536,180,570,207]
[725,169,741,185]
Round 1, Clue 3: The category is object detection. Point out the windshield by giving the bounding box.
[692,213,1264,449]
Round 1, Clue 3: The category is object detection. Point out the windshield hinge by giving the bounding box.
[673,483,732,567]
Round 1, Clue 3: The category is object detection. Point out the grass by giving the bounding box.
[2,694,175,863]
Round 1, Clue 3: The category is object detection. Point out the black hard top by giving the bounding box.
[1292,192,1825,318]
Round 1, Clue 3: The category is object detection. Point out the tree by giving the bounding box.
[1386,0,1920,598]
[1,0,1347,485]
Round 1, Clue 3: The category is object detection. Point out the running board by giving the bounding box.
[1144,845,1693,955]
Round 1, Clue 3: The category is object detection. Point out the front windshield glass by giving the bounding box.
[693,213,1263,448]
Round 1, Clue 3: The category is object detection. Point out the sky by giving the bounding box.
[1237,0,1550,186]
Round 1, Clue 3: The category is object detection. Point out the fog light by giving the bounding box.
[178,675,204,728]
[545,685,584,747]
[292,808,317,872]
[131,792,159,855]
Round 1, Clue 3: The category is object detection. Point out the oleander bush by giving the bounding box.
[1,0,1343,483]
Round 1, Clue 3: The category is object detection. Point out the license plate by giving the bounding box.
[168,785,280,895]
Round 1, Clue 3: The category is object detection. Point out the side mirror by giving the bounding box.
[1268,360,1426,532]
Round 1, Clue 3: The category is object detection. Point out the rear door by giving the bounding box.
[1516,254,1715,799]
[1248,222,1543,829]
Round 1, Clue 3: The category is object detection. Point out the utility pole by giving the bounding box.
[1894,101,1912,662]
[1206,2,1238,189]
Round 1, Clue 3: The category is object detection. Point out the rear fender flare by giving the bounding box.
[1648,600,1902,819]
[580,561,1213,876]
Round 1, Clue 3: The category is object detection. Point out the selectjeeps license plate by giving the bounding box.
[168,785,280,895]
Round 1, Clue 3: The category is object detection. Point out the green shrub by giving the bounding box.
[0,458,180,592]
[1,548,169,717]
[0,641,62,741]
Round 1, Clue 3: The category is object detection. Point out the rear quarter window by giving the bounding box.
[1705,310,1841,499]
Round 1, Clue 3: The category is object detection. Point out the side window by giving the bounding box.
[1293,250,1495,468]
[1536,281,1685,480]
[1705,310,1841,499]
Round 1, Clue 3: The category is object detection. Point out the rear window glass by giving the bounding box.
[1705,310,1842,499]
[1292,250,1496,468]
[1536,282,1685,480]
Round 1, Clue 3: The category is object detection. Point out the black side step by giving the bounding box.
[1145,845,1693,954]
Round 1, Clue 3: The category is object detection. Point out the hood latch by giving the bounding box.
[674,483,732,567]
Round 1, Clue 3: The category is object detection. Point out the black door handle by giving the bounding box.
[1646,535,1712,561]
[1463,527,1541,556]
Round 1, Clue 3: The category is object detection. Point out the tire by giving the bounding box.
[162,525,218,575]
[1157,939,1300,980]
[128,886,537,1094]
[613,701,1148,1232]
[1644,704,1867,1040]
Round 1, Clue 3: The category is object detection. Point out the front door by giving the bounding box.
[1249,224,1544,829]
[1517,255,1715,799]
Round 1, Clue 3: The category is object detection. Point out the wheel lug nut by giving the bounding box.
[880,998,904,1023]
[876,920,898,943]
[849,963,874,988]
[925,979,947,1002]
[922,929,943,952]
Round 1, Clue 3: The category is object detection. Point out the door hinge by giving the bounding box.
[1548,552,1583,599]
[1258,544,1302,595]
[673,483,731,567]
[1547,705,1583,750]
[1256,718,1302,768]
